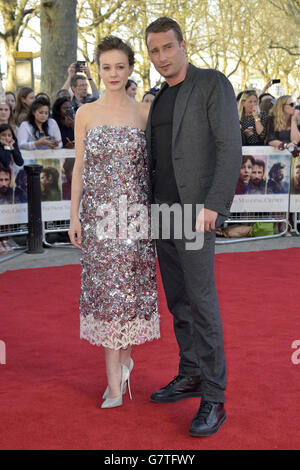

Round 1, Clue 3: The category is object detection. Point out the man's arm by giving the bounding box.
[62,63,76,93]
[82,64,100,97]
[204,71,242,217]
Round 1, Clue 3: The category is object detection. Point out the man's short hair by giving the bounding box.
[70,74,86,88]
[0,162,11,177]
[254,159,265,172]
[145,16,183,44]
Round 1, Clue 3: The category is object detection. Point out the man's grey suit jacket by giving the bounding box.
[145,63,242,218]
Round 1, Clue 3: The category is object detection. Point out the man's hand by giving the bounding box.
[82,63,91,78]
[68,63,76,77]
[196,208,218,233]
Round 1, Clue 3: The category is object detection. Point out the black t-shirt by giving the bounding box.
[151,81,183,203]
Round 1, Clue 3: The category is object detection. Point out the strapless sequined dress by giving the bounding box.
[80,125,160,349]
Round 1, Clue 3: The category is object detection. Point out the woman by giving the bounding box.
[52,97,75,148]
[235,155,255,194]
[69,36,160,409]
[5,91,16,113]
[125,79,137,100]
[0,123,23,169]
[0,101,15,129]
[17,97,62,150]
[267,95,300,149]
[238,91,267,145]
[14,87,35,127]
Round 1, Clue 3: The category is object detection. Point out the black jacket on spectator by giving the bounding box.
[0,143,24,169]
[55,120,74,147]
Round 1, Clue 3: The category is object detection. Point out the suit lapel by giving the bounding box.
[172,64,196,151]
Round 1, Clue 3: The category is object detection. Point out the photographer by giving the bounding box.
[62,62,100,112]
[52,97,75,149]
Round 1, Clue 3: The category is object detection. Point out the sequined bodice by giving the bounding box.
[83,125,149,206]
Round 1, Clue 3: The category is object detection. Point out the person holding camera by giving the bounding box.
[17,97,62,150]
[267,95,300,153]
[62,62,100,113]
[52,97,75,148]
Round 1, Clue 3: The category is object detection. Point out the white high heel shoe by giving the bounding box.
[102,358,134,399]
[101,363,132,409]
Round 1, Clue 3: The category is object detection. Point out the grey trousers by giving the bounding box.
[156,227,227,403]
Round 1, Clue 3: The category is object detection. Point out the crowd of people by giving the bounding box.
[0,63,159,253]
[0,65,300,251]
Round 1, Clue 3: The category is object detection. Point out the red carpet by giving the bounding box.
[1,248,300,450]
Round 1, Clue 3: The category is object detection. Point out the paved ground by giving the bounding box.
[1,233,300,274]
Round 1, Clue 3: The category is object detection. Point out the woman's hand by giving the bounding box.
[0,135,15,149]
[243,127,254,138]
[35,136,60,148]
[69,218,82,249]
[64,140,75,149]
[251,106,259,119]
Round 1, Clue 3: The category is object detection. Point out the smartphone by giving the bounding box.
[271,79,280,84]
[65,108,75,120]
[75,61,86,73]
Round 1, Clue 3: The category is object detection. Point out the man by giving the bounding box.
[145,17,241,437]
[62,63,100,113]
[0,164,13,204]
[40,167,61,202]
[246,159,266,194]
[267,162,289,194]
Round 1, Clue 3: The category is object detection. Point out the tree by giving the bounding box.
[0,0,39,91]
[40,0,77,102]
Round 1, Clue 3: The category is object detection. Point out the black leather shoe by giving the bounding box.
[189,401,226,437]
[150,375,202,403]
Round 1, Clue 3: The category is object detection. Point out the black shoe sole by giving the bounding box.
[189,414,227,437]
[150,391,202,403]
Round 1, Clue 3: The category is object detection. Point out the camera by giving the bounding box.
[75,61,86,73]
[288,144,300,157]
[278,142,300,156]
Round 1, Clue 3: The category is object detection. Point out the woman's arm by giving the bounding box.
[12,146,24,166]
[291,112,300,144]
[16,122,36,150]
[0,148,11,167]
[69,106,87,248]
[49,118,63,148]
[268,139,282,149]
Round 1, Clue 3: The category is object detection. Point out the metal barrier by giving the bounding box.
[0,223,28,262]
[215,211,289,244]
[43,219,74,248]
[294,213,300,235]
